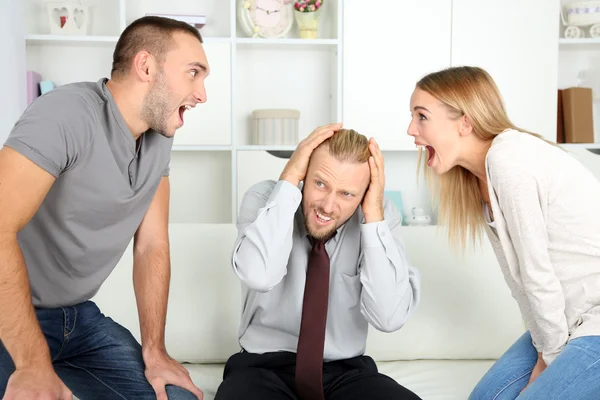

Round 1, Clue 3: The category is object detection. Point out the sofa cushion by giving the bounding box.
[92,223,524,363]
[93,223,241,363]
[183,359,495,400]
[365,226,525,361]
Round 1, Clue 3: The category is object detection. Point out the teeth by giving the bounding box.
[185,105,192,110]
[316,211,331,221]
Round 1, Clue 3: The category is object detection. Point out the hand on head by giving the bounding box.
[282,123,386,240]
[279,122,343,187]
[361,137,386,223]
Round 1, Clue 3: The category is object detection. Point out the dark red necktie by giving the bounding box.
[295,235,333,400]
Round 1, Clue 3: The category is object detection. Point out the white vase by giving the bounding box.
[294,8,322,39]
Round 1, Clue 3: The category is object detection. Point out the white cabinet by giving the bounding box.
[343,0,560,148]
[342,0,452,151]
[451,0,560,143]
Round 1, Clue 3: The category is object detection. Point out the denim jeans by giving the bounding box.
[469,331,600,400]
[0,300,197,400]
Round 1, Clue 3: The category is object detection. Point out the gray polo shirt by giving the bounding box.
[4,78,173,308]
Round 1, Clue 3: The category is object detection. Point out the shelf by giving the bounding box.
[237,145,297,159]
[25,34,232,45]
[235,38,338,49]
[202,37,233,44]
[559,38,600,45]
[236,145,424,152]
[381,148,420,152]
[560,143,600,150]
[237,145,297,151]
[25,34,119,44]
[172,145,232,151]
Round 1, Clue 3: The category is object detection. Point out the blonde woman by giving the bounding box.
[407,66,600,399]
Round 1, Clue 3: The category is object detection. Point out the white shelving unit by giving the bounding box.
[558,0,600,147]
[22,0,343,224]
[19,0,564,228]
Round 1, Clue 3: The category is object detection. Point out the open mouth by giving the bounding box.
[314,209,332,225]
[426,145,436,166]
[178,105,192,125]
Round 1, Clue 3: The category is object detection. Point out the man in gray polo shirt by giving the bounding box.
[0,16,209,400]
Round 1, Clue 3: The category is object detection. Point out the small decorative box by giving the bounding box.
[47,1,90,35]
[251,109,300,146]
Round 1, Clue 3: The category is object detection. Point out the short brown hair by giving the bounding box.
[111,16,203,80]
[323,128,370,163]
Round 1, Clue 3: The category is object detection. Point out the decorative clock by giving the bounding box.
[238,0,294,38]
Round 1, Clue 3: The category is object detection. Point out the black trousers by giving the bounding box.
[214,350,422,400]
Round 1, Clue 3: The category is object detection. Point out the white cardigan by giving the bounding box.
[484,129,600,365]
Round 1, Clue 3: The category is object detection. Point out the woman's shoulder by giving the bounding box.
[487,129,558,168]
[490,128,552,151]
[486,129,561,185]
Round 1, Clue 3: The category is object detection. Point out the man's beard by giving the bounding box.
[140,71,172,137]
[304,208,338,240]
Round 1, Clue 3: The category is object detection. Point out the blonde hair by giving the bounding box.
[415,66,557,250]
[325,128,371,163]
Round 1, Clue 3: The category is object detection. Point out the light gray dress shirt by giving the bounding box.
[231,179,421,361]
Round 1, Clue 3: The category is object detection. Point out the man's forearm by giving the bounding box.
[232,180,301,292]
[133,244,170,353]
[0,234,52,370]
[358,223,420,332]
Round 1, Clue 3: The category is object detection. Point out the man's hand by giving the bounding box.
[279,122,342,187]
[144,348,203,400]
[362,138,385,223]
[521,353,547,394]
[3,367,72,400]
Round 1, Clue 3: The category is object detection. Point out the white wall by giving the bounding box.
[451,0,560,142]
[1,0,26,144]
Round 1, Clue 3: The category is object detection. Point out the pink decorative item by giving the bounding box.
[26,71,42,105]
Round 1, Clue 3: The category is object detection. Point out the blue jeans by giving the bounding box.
[0,301,197,400]
[469,331,600,400]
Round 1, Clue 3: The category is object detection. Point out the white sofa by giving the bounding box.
[91,223,525,400]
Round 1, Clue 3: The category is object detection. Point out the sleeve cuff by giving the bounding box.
[542,347,562,366]
[4,139,61,177]
[266,179,302,209]
[361,220,394,248]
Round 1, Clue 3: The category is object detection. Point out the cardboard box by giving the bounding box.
[557,89,565,143]
[562,87,594,143]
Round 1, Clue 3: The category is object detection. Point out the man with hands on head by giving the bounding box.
[214,124,422,400]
